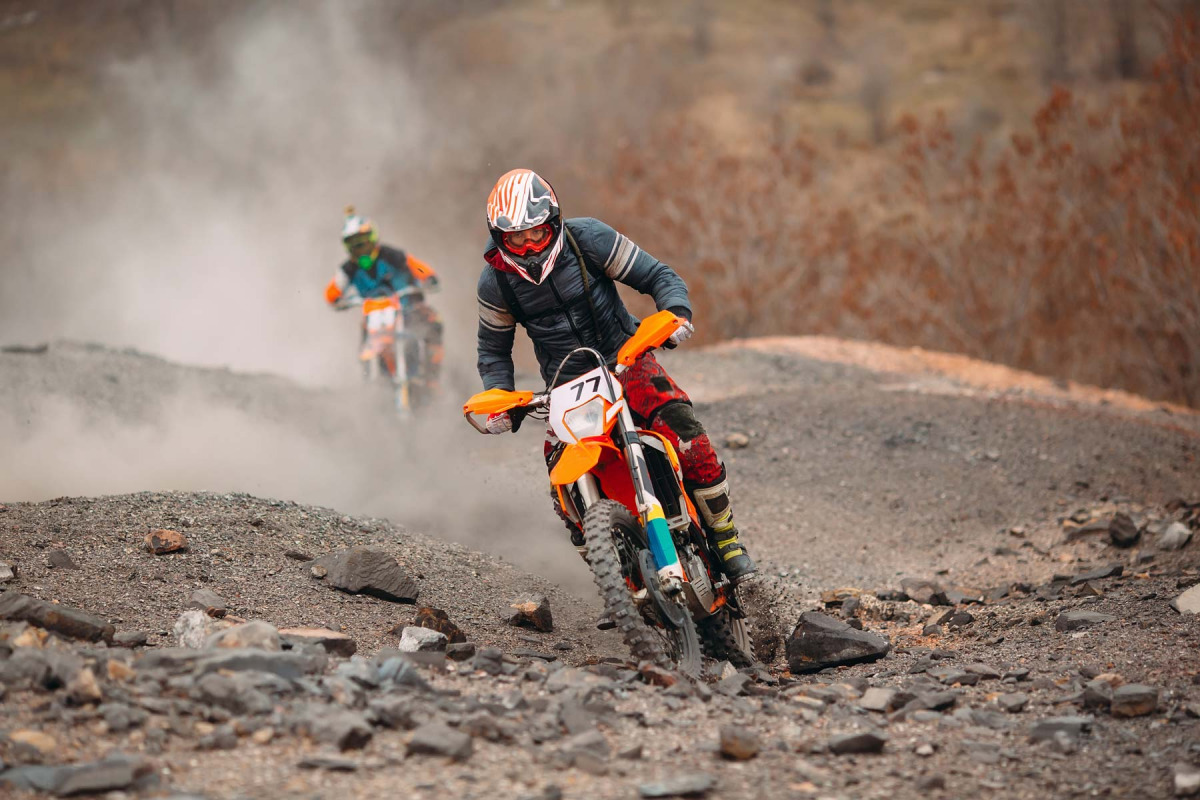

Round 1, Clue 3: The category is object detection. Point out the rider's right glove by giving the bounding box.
[485,412,513,435]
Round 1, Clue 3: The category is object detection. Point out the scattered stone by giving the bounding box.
[786,611,890,673]
[718,725,760,760]
[188,589,228,618]
[998,693,1029,713]
[280,627,357,657]
[0,562,15,583]
[113,630,149,648]
[193,672,272,716]
[725,432,750,449]
[1172,584,1200,615]
[144,529,188,554]
[619,744,644,760]
[562,729,610,774]
[207,620,281,651]
[0,756,155,796]
[1055,610,1116,632]
[67,666,102,705]
[196,724,239,751]
[471,647,504,676]
[300,708,373,751]
[859,687,897,712]
[194,648,326,679]
[964,663,1001,680]
[446,642,477,662]
[1158,522,1193,551]
[1029,716,1092,741]
[106,659,136,682]
[900,578,947,605]
[395,626,448,653]
[284,549,313,561]
[174,609,232,648]
[413,606,467,643]
[45,549,80,570]
[506,594,554,632]
[1110,684,1159,717]
[407,721,473,761]
[298,756,358,772]
[311,546,419,603]
[637,773,716,798]
[640,663,679,688]
[715,672,752,697]
[1070,565,1123,585]
[1176,762,1200,797]
[828,731,887,755]
[915,742,936,757]
[933,609,975,629]
[1108,513,1140,548]
[0,592,115,643]
[7,729,58,759]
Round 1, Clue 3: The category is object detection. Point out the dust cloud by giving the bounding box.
[0,3,591,592]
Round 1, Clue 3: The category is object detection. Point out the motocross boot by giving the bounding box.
[689,472,757,585]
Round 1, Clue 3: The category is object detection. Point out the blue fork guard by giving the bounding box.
[645,516,679,571]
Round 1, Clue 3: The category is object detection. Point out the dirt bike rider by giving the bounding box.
[324,207,444,383]
[475,169,757,585]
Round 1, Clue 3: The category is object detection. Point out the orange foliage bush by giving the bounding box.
[589,13,1200,407]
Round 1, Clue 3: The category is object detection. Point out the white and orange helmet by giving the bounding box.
[486,169,564,284]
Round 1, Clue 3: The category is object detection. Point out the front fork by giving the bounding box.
[572,407,686,587]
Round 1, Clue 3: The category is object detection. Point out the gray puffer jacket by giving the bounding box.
[476,217,691,391]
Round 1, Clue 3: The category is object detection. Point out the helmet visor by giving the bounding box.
[345,233,375,259]
[501,224,553,257]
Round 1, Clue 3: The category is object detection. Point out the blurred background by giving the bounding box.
[2,0,1198,404]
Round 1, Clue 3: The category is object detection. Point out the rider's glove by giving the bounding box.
[485,412,513,435]
[666,318,695,348]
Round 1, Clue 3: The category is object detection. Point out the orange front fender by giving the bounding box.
[550,440,619,486]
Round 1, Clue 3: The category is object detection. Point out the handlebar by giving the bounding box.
[463,392,548,434]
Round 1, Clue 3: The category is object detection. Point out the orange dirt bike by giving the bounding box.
[463,311,754,676]
[339,286,434,417]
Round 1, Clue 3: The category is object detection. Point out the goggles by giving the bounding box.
[501,224,553,256]
[344,234,375,259]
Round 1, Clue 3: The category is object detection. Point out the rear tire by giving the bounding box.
[583,500,700,676]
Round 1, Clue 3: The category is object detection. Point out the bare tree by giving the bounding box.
[1108,0,1140,79]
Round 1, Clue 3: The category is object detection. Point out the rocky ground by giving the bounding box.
[1,338,1199,798]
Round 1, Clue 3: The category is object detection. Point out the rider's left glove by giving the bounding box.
[667,318,695,348]
[485,412,513,435]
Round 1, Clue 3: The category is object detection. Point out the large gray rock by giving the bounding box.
[312,547,419,603]
[1176,762,1200,797]
[406,721,472,761]
[193,648,326,679]
[1172,584,1200,615]
[828,731,887,755]
[0,593,114,643]
[506,594,554,632]
[1157,522,1193,551]
[297,708,373,751]
[1108,512,1141,547]
[1110,684,1159,717]
[1029,716,1093,741]
[398,626,447,653]
[280,627,357,657]
[0,756,155,795]
[192,673,273,715]
[786,611,891,673]
[899,579,947,605]
[638,773,716,798]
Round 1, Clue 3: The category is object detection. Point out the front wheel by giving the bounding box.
[582,500,701,677]
[698,605,756,668]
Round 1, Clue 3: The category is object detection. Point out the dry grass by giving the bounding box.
[587,10,1200,407]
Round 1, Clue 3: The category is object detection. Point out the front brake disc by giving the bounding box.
[637,549,688,629]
